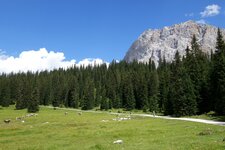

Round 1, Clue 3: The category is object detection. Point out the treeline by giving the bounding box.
[0,29,225,116]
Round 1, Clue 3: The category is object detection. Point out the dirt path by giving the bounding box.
[42,106,225,126]
[132,114,225,126]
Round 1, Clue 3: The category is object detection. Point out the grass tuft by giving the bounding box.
[198,129,213,136]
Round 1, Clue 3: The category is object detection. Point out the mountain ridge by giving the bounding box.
[124,20,225,65]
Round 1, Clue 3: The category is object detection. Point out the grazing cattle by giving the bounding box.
[113,140,123,144]
[101,119,109,122]
[16,117,22,120]
[26,114,32,117]
[4,119,11,124]
[126,115,131,119]
[24,113,38,118]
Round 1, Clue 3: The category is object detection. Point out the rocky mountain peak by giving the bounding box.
[124,20,225,65]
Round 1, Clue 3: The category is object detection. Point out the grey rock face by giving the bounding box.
[124,20,225,65]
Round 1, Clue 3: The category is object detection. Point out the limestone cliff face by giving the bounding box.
[124,20,225,64]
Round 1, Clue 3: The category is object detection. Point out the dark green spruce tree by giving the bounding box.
[15,81,27,110]
[72,79,80,108]
[0,80,10,107]
[148,60,159,112]
[82,77,95,110]
[211,28,225,115]
[158,57,170,113]
[122,73,135,110]
[27,87,40,113]
[170,51,197,116]
[184,35,210,114]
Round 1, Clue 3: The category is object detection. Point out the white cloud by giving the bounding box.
[185,13,194,17]
[76,58,109,68]
[196,19,207,24]
[0,49,8,60]
[0,48,108,74]
[0,48,76,73]
[200,4,221,17]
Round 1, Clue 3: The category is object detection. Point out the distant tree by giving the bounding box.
[72,85,80,108]
[100,93,109,111]
[9,76,18,105]
[0,80,10,107]
[183,35,210,114]
[27,87,40,113]
[65,89,73,108]
[64,75,79,108]
[15,81,27,110]
[105,69,117,109]
[158,57,170,113]
[122,74,135,110]
[148,61,159,112]
[170,51,197,116]
[94,82,102,107]
[38,71,51,105]
[50,74,62,107]
[137,76,148,110]
[211,28,225,115]
[82,77,95,110]
[100,88,107,110]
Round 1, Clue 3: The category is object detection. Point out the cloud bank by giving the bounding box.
[0,48,108,74]
[196,19,206,24]
[200,4,221,17]
[76,58,108,68]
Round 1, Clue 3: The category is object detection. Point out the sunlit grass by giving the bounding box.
[0,106,225,150]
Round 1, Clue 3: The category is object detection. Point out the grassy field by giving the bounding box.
[0,106,225,150]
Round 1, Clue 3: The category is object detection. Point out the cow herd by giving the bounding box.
[3,113,38,124]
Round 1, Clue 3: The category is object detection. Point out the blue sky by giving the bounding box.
[0,0,225,63]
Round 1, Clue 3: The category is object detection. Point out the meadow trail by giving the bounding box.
[43,106,225,126]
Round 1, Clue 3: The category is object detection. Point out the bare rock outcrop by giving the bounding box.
[124,20,225,65]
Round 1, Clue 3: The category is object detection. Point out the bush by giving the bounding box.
[198,129,213,136]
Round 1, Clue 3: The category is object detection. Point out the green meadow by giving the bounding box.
[0,106,225,150]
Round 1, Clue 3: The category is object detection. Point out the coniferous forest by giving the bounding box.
[0,29,225,117]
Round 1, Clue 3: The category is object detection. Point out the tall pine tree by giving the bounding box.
[27,87,40,113]
[170,51,197,116]
[211,28,225,115]
[82,77,95,110]
[148,61,159,112]
[122,73,135,110]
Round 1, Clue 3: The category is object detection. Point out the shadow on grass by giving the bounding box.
[210,115,225,122]
[205,111,225,121]
[186,111,225,122]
